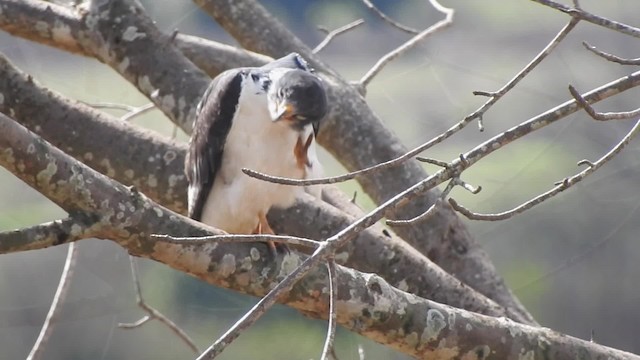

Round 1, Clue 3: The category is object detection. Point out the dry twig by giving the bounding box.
[449,84,640,221]
[360,0,419,34]
[569,85,640,121]
[27,243,78,360]
[583,42,640,66]
[320,259,338,360]
[82,101,155,122]
[357,0,454,90]
[313,19,365,54]
[118,256,199,354]
[152,233,320,248]
[467,18,579,131]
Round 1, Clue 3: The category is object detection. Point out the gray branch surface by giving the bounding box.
[0,112,636,360]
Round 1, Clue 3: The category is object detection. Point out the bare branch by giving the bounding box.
[152,233,320,248]
[466,18,580,129]
[450,115,640,221]
[27,243,78,360]
[360,0,419,34]
[569,85,640,120]
[313,19,365,54]
[358,0,454,89]
[119,257,199,354]
[386,198,443,227]
[0,54,189,215]
[582,42,640,65]
[83,101,156,122]
[0,216,98,253]
[532,0,640,38]
[0,0,209,132]
[386,177,481,227]
[416,157,449,168]
[320,259,337,360]
[120,103,156,122]
[82,102,139,112]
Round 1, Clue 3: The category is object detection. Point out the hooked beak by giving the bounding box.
[271,100,294,122]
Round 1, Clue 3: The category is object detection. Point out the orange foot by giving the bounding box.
[253,211,288,256]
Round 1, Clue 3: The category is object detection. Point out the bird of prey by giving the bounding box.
[185,53,327,249]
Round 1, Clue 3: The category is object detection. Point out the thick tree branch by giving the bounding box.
[0,0,210,132]
[2,113,633,359]
[0,217,97,253]
[0,54,188,214]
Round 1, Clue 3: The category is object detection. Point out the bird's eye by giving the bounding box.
[250,73,260,82]
[278,89,285,98]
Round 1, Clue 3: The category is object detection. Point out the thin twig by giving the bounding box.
[320,259,338,360]
[27,243,78,360]
[466,18,580,130]
[152,233,320,248]
[82,101,155,122]
[386,176,480,226]
[120,103,155,122]
[119,256,199,354]
[358,0,454,89]
[450,114,640,221]
[241,127,453,186]
[360,0,419,34]
[82,101,137,112]
[416,157,449,168]
[532,0,640,38]
[387,198,442,226]
[313,19,365,54]
[583,42,640,65]
[569,85,640,121]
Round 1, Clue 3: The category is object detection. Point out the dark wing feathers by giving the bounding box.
[186,69,244,221]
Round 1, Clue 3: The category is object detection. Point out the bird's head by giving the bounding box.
[266,68,328,130]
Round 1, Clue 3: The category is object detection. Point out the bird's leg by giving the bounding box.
[255,211,288,256]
